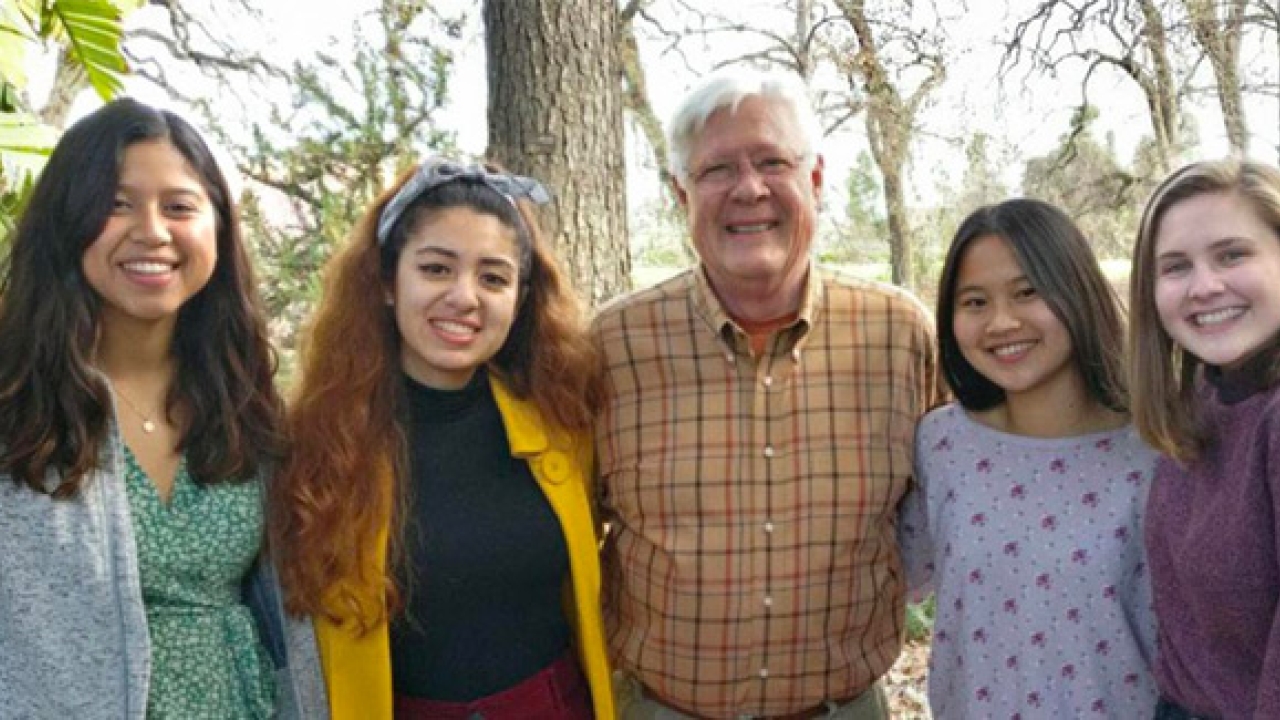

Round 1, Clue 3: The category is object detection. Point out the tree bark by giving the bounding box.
[834,0,944,290]
[37,48,90,130]
[1004,0,1187,174]
[1183,0,1250,153]
[1138,0,1180,171]
[483,0,630,307]
[619,4,673,201]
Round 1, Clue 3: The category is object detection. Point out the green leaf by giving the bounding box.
[0,1,37,92]
[0,110,57,179]
[50,0,127,101]
[0,167,35,238]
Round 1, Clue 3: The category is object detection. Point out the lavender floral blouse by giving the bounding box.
[899,403,1159,718]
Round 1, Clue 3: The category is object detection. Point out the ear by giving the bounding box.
[671,174,690,209]
[809,154,825,202]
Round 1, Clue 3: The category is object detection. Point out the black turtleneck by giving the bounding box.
[390,369,571,701]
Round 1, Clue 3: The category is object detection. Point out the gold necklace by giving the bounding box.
[114,389,160,434]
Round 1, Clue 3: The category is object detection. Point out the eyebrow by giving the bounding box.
[955,273,1029,294]
[1157,236,1251,259]
[115,183,206,198]
[413,245,518,269]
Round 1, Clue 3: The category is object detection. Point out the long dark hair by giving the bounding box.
[936,198,1128,413]
[0,98,285,497]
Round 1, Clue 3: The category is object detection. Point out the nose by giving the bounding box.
[728,162,768,202]
[132,206,173,245]
[1186,265,1224,300]
[444,275,480,309]
[987,302,1021,333]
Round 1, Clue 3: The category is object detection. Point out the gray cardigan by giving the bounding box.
[0,420,329,719]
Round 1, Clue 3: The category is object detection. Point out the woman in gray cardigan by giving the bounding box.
[0,99,326,719]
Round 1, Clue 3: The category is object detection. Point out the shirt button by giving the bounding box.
[759,667,769,679]
[763,595,773,608]
[763,522,774,533]
[791,349,802,362]
[763,446,774,458]
[762,376,773,387]
[724,353,735,363]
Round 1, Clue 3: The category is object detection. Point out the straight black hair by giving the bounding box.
[936,198,1128,412]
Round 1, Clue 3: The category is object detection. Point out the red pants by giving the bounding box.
[393,651,594,720]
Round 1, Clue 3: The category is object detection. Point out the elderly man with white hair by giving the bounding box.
[592,69,943,720]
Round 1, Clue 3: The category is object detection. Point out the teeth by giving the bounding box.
[992,341,1034,358]
[433,320,476,335]
[1193,307,1244,326]
[729,223,773,233]
[122,261,173,275]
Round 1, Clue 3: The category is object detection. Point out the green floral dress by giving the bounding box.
[122,447,275,719]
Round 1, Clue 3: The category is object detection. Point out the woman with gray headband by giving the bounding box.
[270,157,614,719]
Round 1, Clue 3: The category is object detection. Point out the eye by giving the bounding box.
[165,201,199,215]
[111,196,131,213]
[1157,259,1189,277]
[417,262,450,278]
[957,295,986,310]
[1013,285,1039,301]
[1218,246,1249,265]
[481,271,513,288]
[695,163,734,185]
[756,156,795,174]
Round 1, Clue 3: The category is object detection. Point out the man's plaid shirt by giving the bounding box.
[593,265,943,718]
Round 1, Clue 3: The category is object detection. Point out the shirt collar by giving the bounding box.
[1205,338,1280,405]
[690,262,821,357]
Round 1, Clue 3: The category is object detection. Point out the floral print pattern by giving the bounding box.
[122,447,274,719]
[899,404,1159,718]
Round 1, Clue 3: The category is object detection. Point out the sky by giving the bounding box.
[402,0,1277,211]
[35,0,1280,215]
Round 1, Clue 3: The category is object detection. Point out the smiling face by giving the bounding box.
[675,95,822,308]
[81,139,218,336]
[951,233,1079,404]
[390,205,522,389]
[1153,191,1280,371]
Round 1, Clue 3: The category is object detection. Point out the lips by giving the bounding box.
[431,318,479,337]
[120,260,177,276]
[726,221,778,234]
[1190,306,1245,327]
[990,341,1035,359]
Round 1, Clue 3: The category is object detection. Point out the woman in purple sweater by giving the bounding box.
[1129,158,1280,720]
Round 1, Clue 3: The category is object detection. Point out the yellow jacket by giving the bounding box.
[314,377,614,720]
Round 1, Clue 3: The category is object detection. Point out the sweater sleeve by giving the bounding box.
[1255,400,1280,718]
[898,413,938,601]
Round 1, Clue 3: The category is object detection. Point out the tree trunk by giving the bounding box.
[37,48,90,130]
[483,0,630,307]
[881,167,911,288]
[794,0,815,82]
[1138,0,1180,172]
[834,0,944,290]
[619,5,674,200]
[1183,0,1249,153]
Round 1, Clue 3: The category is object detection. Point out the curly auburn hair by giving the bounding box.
[270,162,600,629]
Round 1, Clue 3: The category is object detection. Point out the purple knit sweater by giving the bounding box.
[1145,362,1280,719]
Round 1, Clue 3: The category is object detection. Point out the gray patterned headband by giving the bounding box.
[375,157,552,247]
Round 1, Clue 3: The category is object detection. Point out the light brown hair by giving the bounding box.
[1128,158,1280,461]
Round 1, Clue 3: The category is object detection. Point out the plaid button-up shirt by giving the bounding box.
[594,265,942,718]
